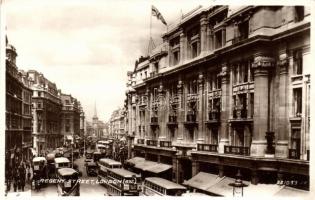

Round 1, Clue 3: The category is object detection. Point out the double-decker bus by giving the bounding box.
[143,177,187,196]
[98,158,122,183]
[104,168,141,196]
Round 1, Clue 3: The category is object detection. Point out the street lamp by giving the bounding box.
[229,169,248,197]
[71,139,74,168]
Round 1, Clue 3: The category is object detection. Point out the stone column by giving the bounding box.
[275,52,289,158]
[179,29,186,64]
[158,83,166,141]
[218,165,224,177]
[250,55,274,157]
[197,73,205,143]
[219,63,230,153]
[173,157,180,183]
[191,160,200,177]
[208,27,214,51]
[177,80,184,142]
[200,14,208,55]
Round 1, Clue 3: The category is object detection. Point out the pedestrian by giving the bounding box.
[13,168,19,192]
[19,162,26,192]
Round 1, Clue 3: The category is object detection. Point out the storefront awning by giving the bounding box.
[184,172,223,191]
[145,163,172,174]
[206,177,246,197]
[134,160,157,171]
[129,158,172,174]
[274,186,310,198]
[126,157,145,166]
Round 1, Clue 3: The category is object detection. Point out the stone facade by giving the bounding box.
[109,107,126,139]
[126,6,310,188]
[60,93,81,147]
[27,70,63,154]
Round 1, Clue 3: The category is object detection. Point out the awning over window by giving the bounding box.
[184,172,223,191]
[126,157,145,166]
[127,157,172,174]
[145,163,172,174]
[274,186,309,197]
[206,177,237,197]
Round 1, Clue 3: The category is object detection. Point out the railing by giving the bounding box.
[146,139,158,147]
[187,93,198,102]
[232,35,248,44]
[208,111,220,121]
[197,144,218,152]
[137,139,144,144]
[160,141,172,148]
[233,108,247,119]
[186,114,196,122]
[170,95,179,104]
[151,117,158,123]
[289,149,300,159]
[224,145,250,156]
[169,116,177,123]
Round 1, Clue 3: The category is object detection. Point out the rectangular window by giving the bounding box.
[173,51,179,65]
[215,30,223,49]
[191,42,198,58]
[250,93,254,118]
[293,88,302,117]
[293,50,303,75]
[295,6,304,22]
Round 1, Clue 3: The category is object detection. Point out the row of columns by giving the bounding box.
[131,52,292,158]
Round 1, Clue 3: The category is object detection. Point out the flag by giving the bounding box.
[152,5,167,25]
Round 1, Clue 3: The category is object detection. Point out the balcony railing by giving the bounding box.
[233,108,247,119]
[197,144,218,152]
[186,114,196,122]
[289,149,301,159]
[208,111,220,121]
[137,139,144,144]
[146,139,158,147]
[187,93,198,102]
[224,145,250,156]
[160,141,172,148]
[232,35,248,44]
[170,95,179,104]
[169,116,177,123]
[151,117,158,123]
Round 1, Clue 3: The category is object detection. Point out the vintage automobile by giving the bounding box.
[86,161,98,176]
[57,168,80,196]
[54,157,71,176]
[84,150,94,164]
[32,157,47,190]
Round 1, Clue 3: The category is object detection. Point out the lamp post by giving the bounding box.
[229,169,248,197]
[71,137,74,169]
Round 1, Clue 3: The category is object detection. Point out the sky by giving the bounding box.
[5,0,212,122]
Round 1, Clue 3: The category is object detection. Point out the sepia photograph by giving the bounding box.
[1,0,313,198]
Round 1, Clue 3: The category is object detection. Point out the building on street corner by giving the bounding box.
[27,70,63,155]
[125,5,310,193]
[60,93,81,147]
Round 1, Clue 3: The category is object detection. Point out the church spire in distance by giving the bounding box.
[93,101,98,120]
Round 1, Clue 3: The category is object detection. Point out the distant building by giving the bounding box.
[79,102,85,138]
[27,70,63,154]
[86,103,106,139]
[60,93,81,147]
[109,107,126,139]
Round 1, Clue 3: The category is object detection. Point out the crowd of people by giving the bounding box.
[5,150,33,195]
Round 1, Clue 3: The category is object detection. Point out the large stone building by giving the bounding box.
[126,5,310,193]
[5,41,33,162]
[27,70,63,154]
[109,107,126,139]
[60,93,81,147]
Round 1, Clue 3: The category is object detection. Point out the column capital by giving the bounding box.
[252,55,275,69]
[278,53,289,74]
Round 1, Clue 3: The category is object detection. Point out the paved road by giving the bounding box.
[30,156,107,197]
